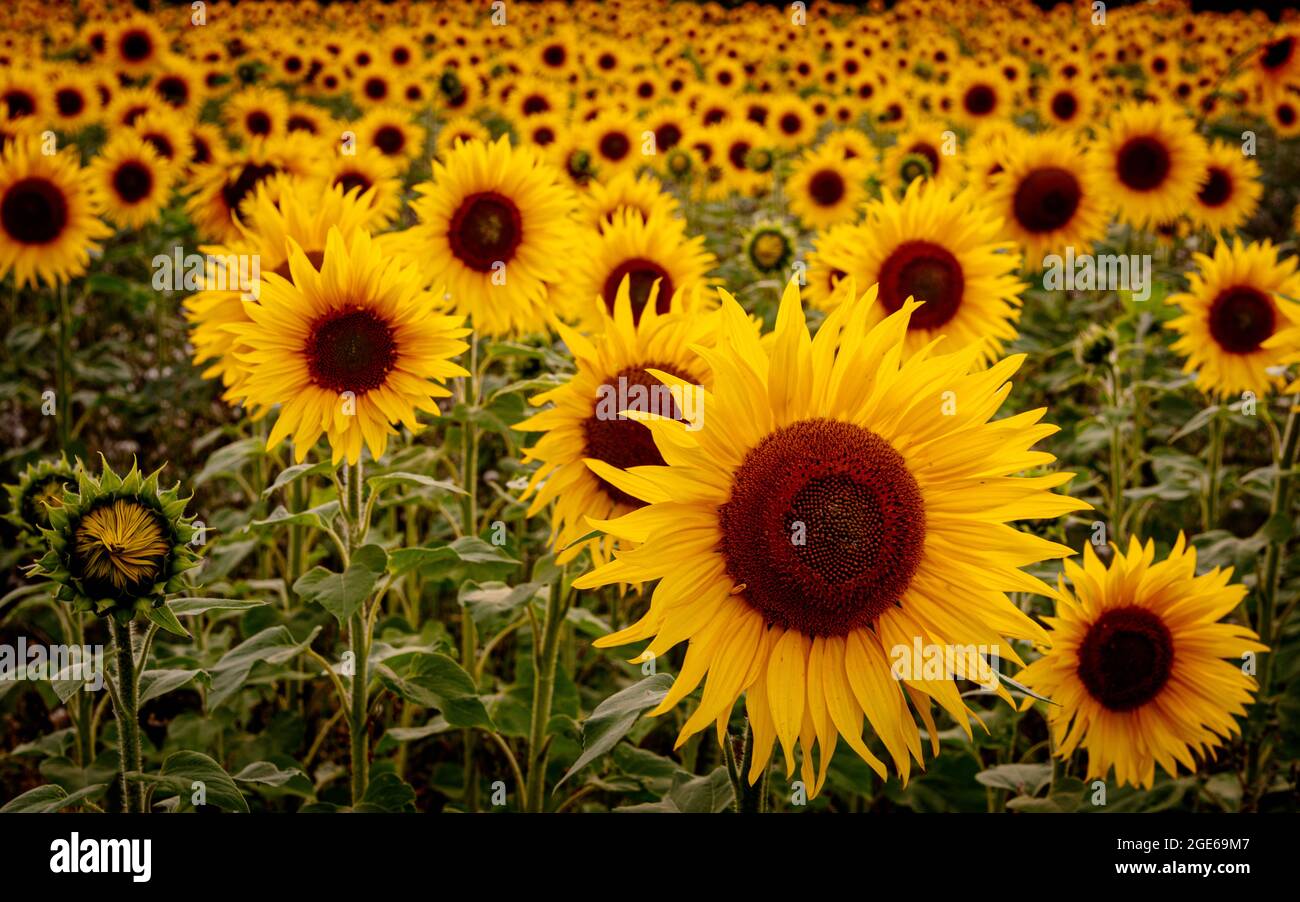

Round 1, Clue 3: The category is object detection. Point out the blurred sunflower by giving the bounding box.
[1187,140,1262,234]
[228,229,470,465]
[573,281,1085,795]
[185,134,325,242]
[572,208,716,328]
[786,146,868,230]
[988,132,1109,266]
[1166,238,1300,397]
[355,105,427,164]
[1094,103,1208,228]
[90,131,175,230]
[225,86,289,142]
[578,171,680,233]
[4,455,76,543]
[881,122,963,196]
[321,147,403,228]
[394,136,576,337]
[516,280,713,566]
[823,180,1025,360]
[742,220,798,279]
[0,136,110,287]
[434,115,490,160]
[1019,537,1263,790]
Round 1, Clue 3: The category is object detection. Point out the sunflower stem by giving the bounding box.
[55,281,72,453]
[1246,400,1300,800]
[341,460,371,807]
[1108,360,1126,546]
[1204,411,1225,531]
[525,567,569,813]
[109,618,145,813]
[735,720,768,813]
[459,333,481,809]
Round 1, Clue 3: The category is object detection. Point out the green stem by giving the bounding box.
[1205,412,1225,532]
[735,719,768,813]
[525,570,569,813]
[109,619,144,813]
[56,283,72,452]
[1108,363,1126,545]
[459,334,481,809]
[342,459,370,807]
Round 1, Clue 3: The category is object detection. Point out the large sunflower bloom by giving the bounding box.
[228,228,471,465]
[1166,238,1300,398]
[392,136,576,338]
[573,280,1087,795]
[1019,537,1264,790]
[1094,102,1208,229]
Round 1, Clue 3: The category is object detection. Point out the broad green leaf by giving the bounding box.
[246,501,340,534]
[616,767,734,813]
[1,784,67,813]
[168,597,271,617]
[139,668,208,704]
[376,653,493,730]
[145,601,191,638]
[388,536,520,578]
[366,471,465,495]
[292,544,388,624]
[262,461,333,497]
[355,772,416,812]
[132,750,249,813]
[233,761,307,787]
[557,673,673,790]
[458,580,543,625]
[193,437,264,488]
[208,625,322,709]
[974,763,1053,795]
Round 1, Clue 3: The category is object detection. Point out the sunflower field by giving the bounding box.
[2,0,1300,834]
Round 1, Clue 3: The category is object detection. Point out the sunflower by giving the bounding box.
[1165,238,1300,398]
[48,72,97,132]
[0,68,49,122]
[881,122,964,196]
[150,57,203,117]
[108,17,167,76]
[4,455,76,543]
[0,136,111,287]
[1018,536,1264,790]
[950,66,1009,129]
[516,112,565,155]
[786,145,869,231]
[227,228,470,466]
[30,456,200,623]
[718,120,775,197]
[516,281,713,567]
[90,131,175,231]
[578,170,680,233]
[584,112,642,179]
[804,222,856,311]
[131,110,193,166]
[768,94,815,148]
[823,180,1025,361]
[392,136,576,338]
[1094,102,1208,229]
[184,134,326,243]
[988,132,1110,267]
[644,104,690,154]
[572,208,716,328]
[355,105,427,164]
[742,220,798,279]
[318,147,403,228]
[435,115,491,160]
[1039,79,1095,131]
[185,181,381,402]
[225,86,289,143]
[285,102,335,138]
[572,281,1086,795]
[1188,140,1262,234]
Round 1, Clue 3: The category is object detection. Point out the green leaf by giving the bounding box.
[262,461,333,498]
[132,750,249,812]
[168,597,271,617]
[616,767,734,813]
[246,501,340,535]
[557,673,673,790]
[376,653,493,730]
[366,471,465,495]
[208,625,322,708]
[139,668,207,704]
[458,580,543,625]
[388,536,520,578]
[356,772,417,812]
[975,763,1053,795]
[1,784,68,812]
[193,437,264,488]
[232,761,307,788]
[145,601,191,638]
[293,544,388,625]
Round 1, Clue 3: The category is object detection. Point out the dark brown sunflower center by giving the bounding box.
[809,169,846,206]
[222,162,279,214]
[4,90,35,118]
[374,125,405,156]
[543,45,566,67]
[1,177,69,245]
[1262,36,1295,71]
[364,78,387,100]
[447,191,523,272]
[601,257,674,321]
[245,111,272,136]
[1208,285,1275,354]
[779,113,801,134]
[1050,90,1078,121]
[1077,605,1174,712]
[718,418,925,637]
[581,364,687,507]
[143,134,174,160]
[306,307,398,394]
[121,31,152,62]
[1197,166,1232,207]
[335,172,372,196]
[522,95,549,115]
[288,115,318,133]
[655,123,682,149]
[878,240,965,330]
[1013,166,1082,233]
[158,76,189,106]
[55,88,85,116]
[963,84,996,115]
[728,141,751,169]
[112,161,153,204]
[1116,135,1171,191]
[598,131,631,162]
